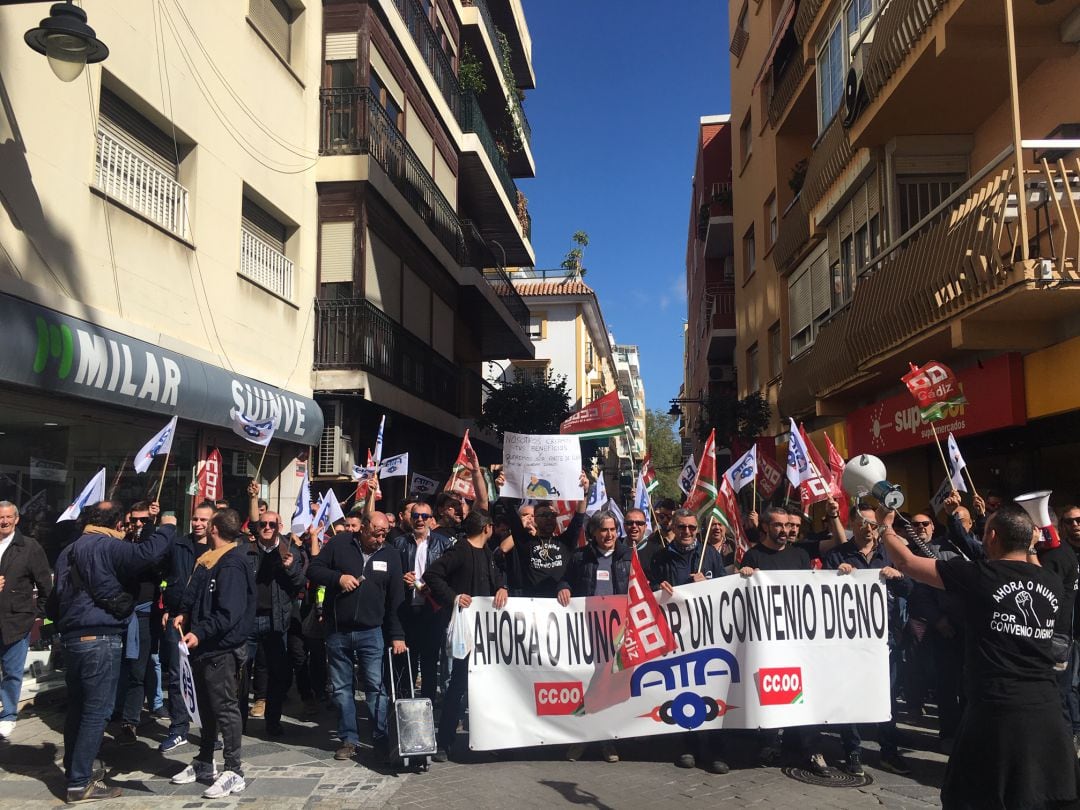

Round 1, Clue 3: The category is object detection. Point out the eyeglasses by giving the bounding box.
[911,520,933,528]
[625,520,647,527]
[131,516,150,524]
[258,521,278,529]
[862,522,879,530]
[674,524,698,532]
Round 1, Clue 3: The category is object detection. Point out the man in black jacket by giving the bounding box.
[159,500,214,753]
[307,512,405,761]
[424,509,507,761]
[171,509,255,799]
[0,501,52,740]
[54,501,176,803]
[240,511,304,736]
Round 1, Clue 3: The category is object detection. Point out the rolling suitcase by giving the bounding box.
[387,648,436,772]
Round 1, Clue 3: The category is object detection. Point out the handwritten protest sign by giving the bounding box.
[500,433,583,501]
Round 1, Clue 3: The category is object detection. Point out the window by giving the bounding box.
[249,0,295,61]
[527,314,546,340]
[789,245,831,357]
[240,196,293,299]
[896,173,964,234]
[94,88,190,240]
[318,220,354,299]
[846,0,875,52]
[743,226,756,280]
[730,2,750,58]
[766,193,778,248]
[369,70,403,128]
[816,17,844,130]
[768,322,781,379]
[747,343,760,392]
[591,386,604,403]
[585,340,594,370]
[740,111,753,165]
[513,361,550,384]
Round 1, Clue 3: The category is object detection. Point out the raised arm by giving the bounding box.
[877,506,944,590]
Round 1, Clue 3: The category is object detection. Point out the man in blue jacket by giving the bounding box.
[171,508,255,799]
[53,500,176,803]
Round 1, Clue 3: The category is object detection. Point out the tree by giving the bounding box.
[645,408,683,502]
[560,230,590,277]
[478,372,572,438]
[696,390,772,448]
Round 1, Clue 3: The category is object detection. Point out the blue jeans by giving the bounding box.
[244,615,289,725]
[0,634,30,722]
[326,628,387,745]
[63,635,123,790]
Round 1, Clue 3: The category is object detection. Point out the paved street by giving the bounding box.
[0,694,948,809]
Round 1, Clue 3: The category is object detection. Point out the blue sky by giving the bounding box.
[519,0,731,412]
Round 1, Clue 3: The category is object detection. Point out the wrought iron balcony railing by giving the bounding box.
[462,0,532,147]
[388,0,463,122]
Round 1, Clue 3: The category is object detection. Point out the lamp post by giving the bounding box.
[23,1,109,83]
[667,397,705,418]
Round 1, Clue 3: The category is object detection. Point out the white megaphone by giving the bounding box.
[841,454,905,510]
[1014,490,1061,549]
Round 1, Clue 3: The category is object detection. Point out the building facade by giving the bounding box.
[731,0,1080,505]
[0,0,325,553]
[312,0,536,505]
[613,343,647,462]
[682,114,736,460]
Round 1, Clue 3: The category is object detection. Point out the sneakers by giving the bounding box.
[565,743,586,761]
[151,705,170,721]
[334,742,356,761]
[807,752,829,776]
[675,753,696,769]
[116,724,137,746]
[171,759,218,785]
[203,770,245,799]
[432,748,449,763]
[600,742,619,763]
[66,781,122,803]
[249,699,266,719]
[0,720,15,739]
[159,734,188,753]
[704,758,730,774]
[844,750,865,776]
[878,752,913,776]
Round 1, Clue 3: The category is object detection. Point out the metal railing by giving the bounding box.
[388,0,463,121]
[794,0,826,43]
[802,114,854,214]
[459,366,496,419]
[319,88,465,263]
[461,91,518,204]
[94,129,189,240]
[862,0,947,101]
[240,227,294,299]
[768,53,808,127]
[461,219,530,331]
[773,194,812,271]
[462,0,532,148]
[315,297,458,410]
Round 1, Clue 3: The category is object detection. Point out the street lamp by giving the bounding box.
[24,1,109,83]
[668,397,705,418]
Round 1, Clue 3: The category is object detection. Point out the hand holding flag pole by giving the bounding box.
[697,514,714,575]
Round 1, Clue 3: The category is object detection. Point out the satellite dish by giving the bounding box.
[842,66,866,128]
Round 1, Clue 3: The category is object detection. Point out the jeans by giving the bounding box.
[63,635,123,790]
[161,623,190,738]
[243,615,289,725]
[438,655,469,751]
[0,634,30,722]
[193,649,246,776]
[326,628,388,745]
[115,613,152,725]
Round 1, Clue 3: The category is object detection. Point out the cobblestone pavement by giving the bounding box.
[0,695,948,809]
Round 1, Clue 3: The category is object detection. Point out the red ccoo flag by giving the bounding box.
[683,429,719,521]
[641,452,659,493]
[560,389,625,439]
[445,430,477,500]
[614,544,676,672]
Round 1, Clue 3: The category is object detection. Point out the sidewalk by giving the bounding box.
[0,695,947,809]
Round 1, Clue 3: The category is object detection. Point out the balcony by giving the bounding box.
[320,87,465,264]
[773,194,812,272]
[94,129,189,240]
[387,0,463,122]
[462,220,533,359]
[240,227,294,300]
[706,283,737,363]
[801,113,855,216]
[701,183,734,259]
[479,0,535,91]
[768,51,808,129]
[778,144,1080,416]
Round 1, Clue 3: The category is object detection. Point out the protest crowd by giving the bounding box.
[2,365,1080,810]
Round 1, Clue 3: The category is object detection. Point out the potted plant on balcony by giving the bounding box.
[788,159,808,196]
[560,230,589,278]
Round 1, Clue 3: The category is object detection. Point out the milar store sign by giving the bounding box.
[846,354,1026,456]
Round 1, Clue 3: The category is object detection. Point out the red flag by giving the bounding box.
[756,444,783,499]
[445,430,477,500]
[641,452,659,493]
[824,435,846,500]
[196,448,222,503]
[559,390,625,439]
[716,476,750,564]
[799,425,837,507]
[683,430,719,520]
[355,449,378,504]
[614,544,676,672]
[901,361,967,421]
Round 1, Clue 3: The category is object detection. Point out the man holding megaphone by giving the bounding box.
[878,500,1080,810]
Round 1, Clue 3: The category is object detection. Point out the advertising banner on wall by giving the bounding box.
[464,571,890,750]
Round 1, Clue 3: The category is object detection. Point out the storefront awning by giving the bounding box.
[0,293,323,445]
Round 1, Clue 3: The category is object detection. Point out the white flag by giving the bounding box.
[586,473,608,516]
[606,498,625,538]
[379,452,409,479]
[177,641,202,727]
[312,489,346,538]
[930,476,954,515]
[946,433,968,493]
[633,472,653,533]
[291,467,312,536]
[678,455,698,495]
[374,415,386,464]
[351,465,378,482]
[724,444,758,493]
[57,468,106,522]
[134,416,178,474]
[231,412,276,447]
[409,473,439,496]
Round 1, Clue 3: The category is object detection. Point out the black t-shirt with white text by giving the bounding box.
[741,542,811,572]
[518,535,577,597]
[937,558,1061,703]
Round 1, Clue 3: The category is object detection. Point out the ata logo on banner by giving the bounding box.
[632,648,741,730]
[756,667,804,705]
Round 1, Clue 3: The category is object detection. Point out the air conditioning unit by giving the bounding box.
[338,439,356,478]
[317,401,355,477]
[231,451,255,478]
[709,365,736,383]
[842,48,869,129]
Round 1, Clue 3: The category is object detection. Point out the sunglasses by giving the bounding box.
[625,520,647,527]
[412,512,432,520]
[258,521,279,529]
[674,524,698,532]
[131,516,150,524]
[1064,517,1080,525]
[911,520,933,528]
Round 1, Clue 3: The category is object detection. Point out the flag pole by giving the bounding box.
[252,442,270,483]
[963,467,980,500]
[697,514,715,574]
[928,422,955,491]
[752,477,758,515]
[108,455,129,500]
[154,447,172,503]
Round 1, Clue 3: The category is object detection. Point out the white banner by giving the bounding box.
[499,433,582,501]
[464,571,890,750]
[410,473,440,496]
[380,452,409,479]
[678,455,697,495]
[177,641,202,727]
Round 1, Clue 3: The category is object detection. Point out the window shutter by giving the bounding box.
[99,88,177,177]
[320,221,354,284]
[242,198,287,251]
[810,249,831,318]
[789,267,811,339]
[325,32,357,61]
[250,0,292,60]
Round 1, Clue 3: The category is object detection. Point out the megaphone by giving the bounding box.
[841,454,905,510]
[1014,490,1060,549]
